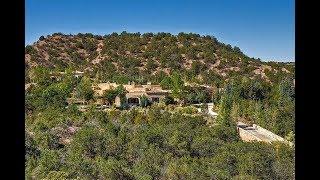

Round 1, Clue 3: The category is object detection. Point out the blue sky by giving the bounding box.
[26,0,294,62]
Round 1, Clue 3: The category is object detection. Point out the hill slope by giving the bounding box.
[25,32,294,86]
[25,32,295,179]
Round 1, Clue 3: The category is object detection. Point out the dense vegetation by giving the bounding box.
[26,92,294,179]
[25,32,295,179]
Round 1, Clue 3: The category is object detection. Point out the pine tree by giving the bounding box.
[230,102,239,122]
[216,93,234,127]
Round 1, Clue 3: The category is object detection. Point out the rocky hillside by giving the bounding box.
[25,32,294,86]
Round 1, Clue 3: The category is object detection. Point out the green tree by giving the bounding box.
[30,67,52,86]
[230,102,240,121]
[74,76,94,101]
[170,71,185,100]
[25,132,40,160]
[160,76,172,89]
[39,35,45,41]
[35,149,62,178]
[43,171,69,180]
[96,157,132,179]
[41,82,70,109]
[162,96,174,105]
[190,61,204,76]
[140,95,150,107]
[216,94,233,127]
[103,89,118,105]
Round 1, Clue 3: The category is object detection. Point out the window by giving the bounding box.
[151,97,159,103]
[128,97,139,104]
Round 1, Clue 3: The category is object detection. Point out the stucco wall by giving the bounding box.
[238,127,263,142]
[252,124,284,141]
[253,124,293,146]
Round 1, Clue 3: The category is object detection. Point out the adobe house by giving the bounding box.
[92,82,171,107]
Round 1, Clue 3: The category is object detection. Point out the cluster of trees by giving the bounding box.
[160,72,212,104]
[213,76,295,139]
[26,67,79,113]
[25,45,37,55]
[74,76,94,101]
[26,101,294,179]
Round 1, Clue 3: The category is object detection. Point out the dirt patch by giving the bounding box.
[177,42,184,48]
[212,59,221,68]
[25,54,38,67]
[222,67,240,72]
[25,54,31,62]
[262,65,272,71]
[253,66,271,83]
[43,51,50,60]
[281,67,290,73]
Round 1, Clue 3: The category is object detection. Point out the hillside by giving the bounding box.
[25,32,295,179]
[25,32,294,86]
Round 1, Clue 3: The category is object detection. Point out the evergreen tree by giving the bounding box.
[75,76,94,101]
[216,93,233,127]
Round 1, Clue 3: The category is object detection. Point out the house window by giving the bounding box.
[128,98,139,104]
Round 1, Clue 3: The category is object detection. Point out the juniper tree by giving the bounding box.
[74,76,94,101]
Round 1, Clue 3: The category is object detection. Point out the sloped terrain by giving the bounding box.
[25,32,294,86]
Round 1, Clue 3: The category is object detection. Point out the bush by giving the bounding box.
[162,96,174,105]
[140,95,151,107]
[25,45,37,54]
[75,76,94,101]
[39,36,45,41]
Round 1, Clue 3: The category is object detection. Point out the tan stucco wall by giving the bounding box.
[238,128,262,142]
